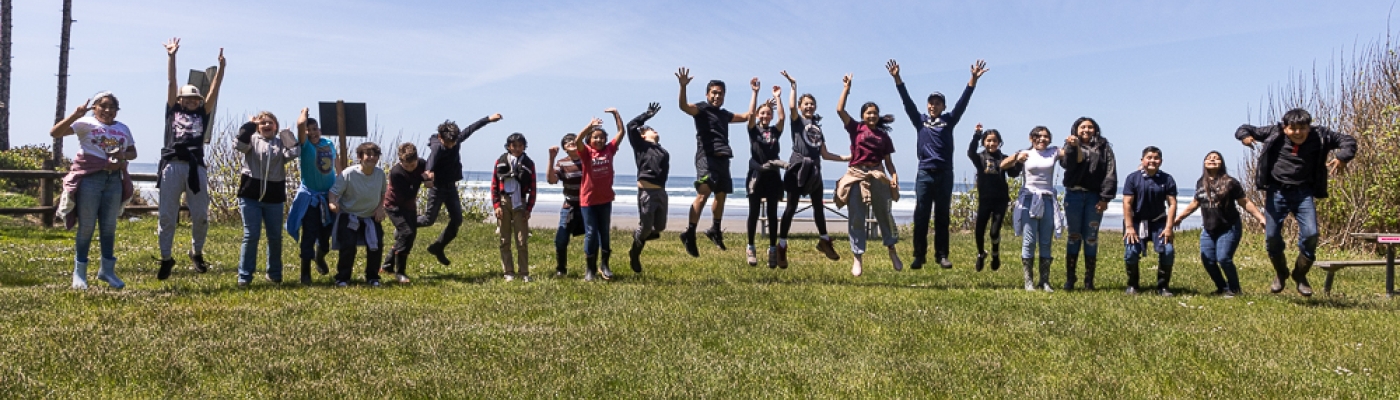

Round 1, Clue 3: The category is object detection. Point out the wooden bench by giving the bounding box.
[1319,260,1392,295]
[757,198,879,237]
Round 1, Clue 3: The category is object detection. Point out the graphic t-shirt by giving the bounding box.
[161,104,209,164]
[1197,177,1247,233]
[71,116,134,160]
[300,138,337,192]
[577,141,620,207]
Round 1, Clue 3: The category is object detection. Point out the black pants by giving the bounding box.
[299,204,333,261]
[388,206,418,271]
[974,197,1010,255]
[335,213,385,283]
[417,184,463,246]
[779,185,828,237]
[747,195,780,247]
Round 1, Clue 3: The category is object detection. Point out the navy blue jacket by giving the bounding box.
[897,83,974,172]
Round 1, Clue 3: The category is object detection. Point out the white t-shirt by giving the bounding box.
[71,116,134,159]
[1021,146,1059,193]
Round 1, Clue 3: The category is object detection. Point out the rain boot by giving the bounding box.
[1038,257,1054,293]
[97,257,125,290]
[1292,255,1314,297]
[1269,254,1289,294]
[1083,256,1098,290]
[72,260,89,290]
[1125,262,1140,295]
[1063,254,1079,291]
[1022,258,1035,291]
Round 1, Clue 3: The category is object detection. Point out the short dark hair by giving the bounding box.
[560,133,577,147]
[305,117,319,128]
[437,120,461,141]
[356,142,381,159]
[1142,146,1162,158]
[1071,117,1100,136]
[707,80,726,92]
[1030,126,1052,139]
[505,132,528,148]
[1282,108,1312,126]
[799,93,817,107]
[397,142,418,162]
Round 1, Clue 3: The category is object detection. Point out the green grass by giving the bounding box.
[1,216,1398,398]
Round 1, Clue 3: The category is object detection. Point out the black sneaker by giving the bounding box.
[266,274,283,284]
[188,251,209,273]
[380,262,396,275]
[680,230,700,258]
[427,243,451,265]
[158,258,175,280]
[629,246,643,273]
[704,228,727,251]
[555,266,567,277]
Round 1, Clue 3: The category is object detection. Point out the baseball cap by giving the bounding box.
[178,85,202,99]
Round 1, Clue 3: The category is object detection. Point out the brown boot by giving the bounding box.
[1292,255,1314,297]
[1268,255,1289,294]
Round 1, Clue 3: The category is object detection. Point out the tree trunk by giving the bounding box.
[52,0,71,164]
[0,0,12,151]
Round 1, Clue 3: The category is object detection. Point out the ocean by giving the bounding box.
[128,163,1202,231]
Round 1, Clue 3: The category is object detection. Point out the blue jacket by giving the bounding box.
[897,83,974,172]
[286,184,333,241]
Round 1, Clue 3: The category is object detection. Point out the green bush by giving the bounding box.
[0,145,69,196]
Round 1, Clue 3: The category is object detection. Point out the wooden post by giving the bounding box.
[336,100,347,171]
[51,0,72,164]
[38,160,53,227]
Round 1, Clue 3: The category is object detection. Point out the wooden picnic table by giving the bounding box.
[1349,233,1400,296]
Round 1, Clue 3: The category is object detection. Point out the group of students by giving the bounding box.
[44,42,1360,296]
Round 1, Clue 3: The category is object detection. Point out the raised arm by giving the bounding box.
[967,124,983,164]
[165,38,180,107]
[836,73,854,126]
[204,48,226,112]
[747,80,762,130]
[627,102,661,148]
[781,70,798,116]
[50,100,90,138]
[886,59,923,130]
[546,147,560,185]
[773,86,786,134]
[945,61,985,124]
[297,107,309,145]
[460,113,502,141]
[676,67,699,116]
[574,118,603,150]
[1234,124,1273,148]
[733,77,759,123]
[605,108,626,147]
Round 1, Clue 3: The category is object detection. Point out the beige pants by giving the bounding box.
[498,196,530,276]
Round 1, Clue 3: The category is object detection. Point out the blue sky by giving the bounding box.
[6,0,1395,183]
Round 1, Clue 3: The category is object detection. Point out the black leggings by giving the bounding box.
[974,197,1010,255]
[747,195,780,247]
[779,189,827,237]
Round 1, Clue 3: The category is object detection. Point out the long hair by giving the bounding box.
[1197,150,1235,208]
[860,102,894,132]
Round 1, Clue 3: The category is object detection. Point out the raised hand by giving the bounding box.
[164,37,180,56]
[489,113,503,122]
[217,48,226,67]
[645,102,662,116]
[886,59,900,77]
[549,145,560,155]
[298,107,309,125]
[772,85,782,99]
[971,59,989,80]
[750,77,760,91]
[1066,134,1080,147]
[676,67,693,86]
[780,70,796,85]
[604,107,619,114]
[589,117,603,129]
[1241,136,1256,147]
[72,99,92,116]
[975,123,984,133]
[843,73,853,88]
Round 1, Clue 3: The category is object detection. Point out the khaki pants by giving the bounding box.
[498,196,531,276]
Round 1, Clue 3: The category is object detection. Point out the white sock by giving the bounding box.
[820,235,830,241]
[779,239,788,247]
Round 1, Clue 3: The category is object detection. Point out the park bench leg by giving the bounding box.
[1324,270,1335,295]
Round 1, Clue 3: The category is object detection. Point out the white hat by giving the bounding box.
[178,85,202,98]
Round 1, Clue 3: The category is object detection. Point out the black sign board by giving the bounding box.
[187,66,218,143]
[318,102,369,137]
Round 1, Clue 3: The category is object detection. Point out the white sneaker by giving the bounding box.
[504,274,515,282]
[851,257,863,277]
[522,275,532,283]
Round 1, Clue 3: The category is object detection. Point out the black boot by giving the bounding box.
[314,249,330,275]
[1063,254,1079,291]
[1125,262,1140,295]
[1083,257,1098,290]
[394,252,410,282]
[1021,258,1035,291]
[599,250,614,280]
[380,253,396,275]
[629,239,645,273]
[976,252,987,272]
[1268,255,1289,294]
[556,250,568,277]
[990,254,1001,271]
[584,256,598,282]
[300,258,313,285]
[1038,257,1054,293]
[1293,255,1315,297]
[1157,262,1174,297]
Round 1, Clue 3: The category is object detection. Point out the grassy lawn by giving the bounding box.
[1,216,1398,398]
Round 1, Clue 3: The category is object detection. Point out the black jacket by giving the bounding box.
[1061,137,1118,202]
[1235,123,1357,198]
[425,116,492,186]
[627,110,670,186]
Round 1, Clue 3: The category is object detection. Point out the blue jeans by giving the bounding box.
[581,202,613,258]
[74,170,124,263]
[238,198,285,281]
[847,179,897,255]
[1124,219,1175,265]
[1200,223,1242,292]
[1063,190,1104,259]
[912,168,953,261]
[1264,188,1319,260]
[1018,195,1056,259]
